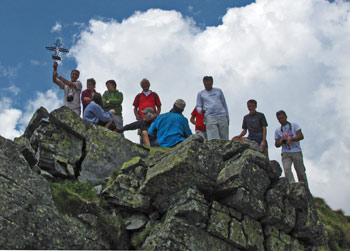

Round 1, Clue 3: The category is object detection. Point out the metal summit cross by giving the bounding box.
[45,39,69,61]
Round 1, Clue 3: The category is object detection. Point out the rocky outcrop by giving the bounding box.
[0,135,122,249]
[0,106,329,250]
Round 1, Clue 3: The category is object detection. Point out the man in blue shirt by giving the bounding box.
[196,76,229,140]
[148,99,192,147]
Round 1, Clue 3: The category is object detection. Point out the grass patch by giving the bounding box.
[131,224,155,248]
[51,180,99,215]
[314,197,350,250]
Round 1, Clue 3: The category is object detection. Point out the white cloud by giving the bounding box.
[69,0,350,214]
[0,89,62,139]
[0,63,21,79]
[51,21,62,33]
[1,84,20,95]
[0,98,22,139]
[30,60,40,66]
[188,5,200,15]
[18,89,62,132]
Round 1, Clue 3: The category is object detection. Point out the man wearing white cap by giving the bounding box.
[148,99,192,147]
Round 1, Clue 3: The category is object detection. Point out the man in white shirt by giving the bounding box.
[274,110,308,187]
[196,76,229,140]
[52,62,82,116]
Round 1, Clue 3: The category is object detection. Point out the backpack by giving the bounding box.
[136,92,158,108]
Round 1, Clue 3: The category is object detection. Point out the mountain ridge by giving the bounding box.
[0,106,347,250]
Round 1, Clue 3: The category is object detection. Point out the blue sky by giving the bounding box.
[1,0,350,215]
[0,0,251,109]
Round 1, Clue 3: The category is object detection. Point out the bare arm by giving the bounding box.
[52,70,64,88]
[287,129,304,144]
[260,126,267,147]
[57,75,78,88]
[52,62,64,88]
[275,138,283,148]
[155,105,161,117]
[232,129,247,140]
[141,130,151,146]
[134,106,141,120]
[52,62,77,88]
[190,115,196,126]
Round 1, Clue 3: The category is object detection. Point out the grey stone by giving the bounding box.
[142,216,238,251]
[216,159,270,200]
[0,136,111,249]
[229,217,247,249]
[14,135,37,167]
[220,187,266,219]
[140,137,224,212]
[242,215,264,251]
[167,186,209,227]
[207,207,232,240]
[47,106,148,184]
[103,174,151,213]
[125,213,148,230]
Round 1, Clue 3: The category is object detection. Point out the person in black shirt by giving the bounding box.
[117,107,158,146]
[232,99,269,158]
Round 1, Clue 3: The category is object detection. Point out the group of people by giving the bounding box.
[52,63,308,187]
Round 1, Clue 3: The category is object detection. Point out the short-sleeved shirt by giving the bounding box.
[133,91,161,119]
[274,122,302,153]
[62,81,82,111]
[242,111,268,138]
[191,108,206,132]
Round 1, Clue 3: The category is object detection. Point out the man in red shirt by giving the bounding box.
[190,107,207,139]
[133,79,161,120]
[81,78,97,112]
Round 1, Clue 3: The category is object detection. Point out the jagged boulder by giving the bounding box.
[139,136,224,212]
[20,106,148,183]
[0,135,113,249]
[1,106,330,250]
[142,216,237,250]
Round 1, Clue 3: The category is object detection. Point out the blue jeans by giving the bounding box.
[248,136,268,148]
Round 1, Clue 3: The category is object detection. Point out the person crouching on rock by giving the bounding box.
[83,93,115,129]
[117,107,158,147]
[148,99,192,147]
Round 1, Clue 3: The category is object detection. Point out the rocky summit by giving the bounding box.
[0,106,329,250]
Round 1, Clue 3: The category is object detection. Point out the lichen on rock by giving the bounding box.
[0,106,331,250]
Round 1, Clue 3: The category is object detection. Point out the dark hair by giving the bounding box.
[106,80,117,89]
[92,93,103,107]
[247,99,257,106]
[71,69,80,75]
[203,76,213,83]
[140,78,150,86]
[87,78,96,86]
[276,110,287,116]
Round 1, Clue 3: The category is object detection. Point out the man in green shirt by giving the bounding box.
[102,79,123,130]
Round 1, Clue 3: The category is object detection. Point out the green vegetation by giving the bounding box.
[314,197,350,251]
[50,180,99,215]
[96,213,126,248]
[104,168,122,189]
[51,180,127,249]
[131,224,155,248]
